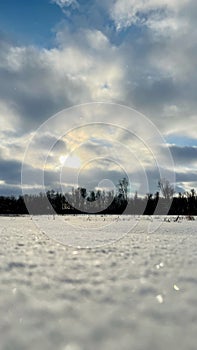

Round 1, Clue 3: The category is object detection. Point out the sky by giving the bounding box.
[0,0,197,197]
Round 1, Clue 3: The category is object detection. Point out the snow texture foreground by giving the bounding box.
[0,215,197,350]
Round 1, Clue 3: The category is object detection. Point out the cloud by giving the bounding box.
[170,146,197,166]
[32,133,67,154]
[0,157,59,190]
[0,159,22,185]
[176,172,197,183]
[1,1,196,139]
[0,0,197,195]
[0,45,68,133]
[0,27,126,137]
[109,0,189,31]
[51,0,79,9]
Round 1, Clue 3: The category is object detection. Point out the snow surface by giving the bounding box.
[0,215,197,350]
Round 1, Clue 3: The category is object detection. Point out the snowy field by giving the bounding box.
[0,215,197,350]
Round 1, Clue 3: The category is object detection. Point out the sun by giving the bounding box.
[59,154,81,169]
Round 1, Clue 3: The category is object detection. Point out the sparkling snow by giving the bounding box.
[0,215,197,350]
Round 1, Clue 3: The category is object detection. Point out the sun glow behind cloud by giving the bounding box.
[59,154,81,168]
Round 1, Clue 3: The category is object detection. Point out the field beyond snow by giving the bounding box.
[0,215,197,350]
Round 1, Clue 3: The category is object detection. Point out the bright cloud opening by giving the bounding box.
[59,155,81,169]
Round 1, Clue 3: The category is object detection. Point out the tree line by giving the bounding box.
[0,178,197,215]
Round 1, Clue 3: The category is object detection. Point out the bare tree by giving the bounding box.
[117,177,129,201]
[158,178,174,200]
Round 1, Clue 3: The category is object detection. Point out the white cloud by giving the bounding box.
[43,30,124,102]
[110,0,189,31]
[51,0,79,9]
[0,27,127,138]
[0,16,196,141]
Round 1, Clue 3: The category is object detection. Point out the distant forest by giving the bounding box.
[0,178,197,215]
